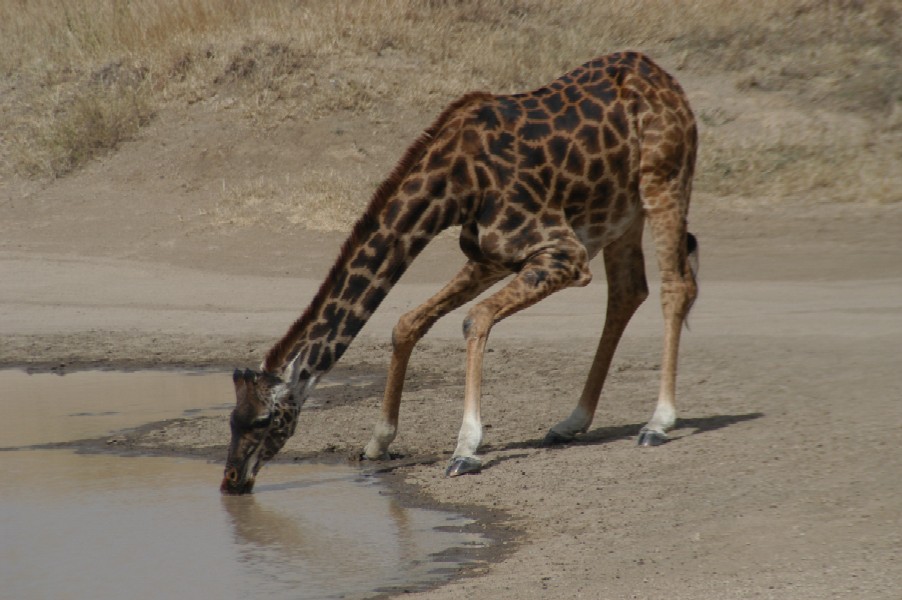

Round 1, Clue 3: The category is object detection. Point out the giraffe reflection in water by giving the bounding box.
[221,474,482,597]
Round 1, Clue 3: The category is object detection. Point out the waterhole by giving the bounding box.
[0,370,489,600]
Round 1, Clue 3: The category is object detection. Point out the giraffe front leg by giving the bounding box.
[447,246,591,476]
[363,261,505,461]
[362,341,409,460]
[446,306,492,477]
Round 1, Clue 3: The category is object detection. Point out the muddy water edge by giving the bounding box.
[0,369,517,599]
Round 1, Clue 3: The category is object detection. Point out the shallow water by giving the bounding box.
[1,369,235,448]
[0,370,487,600]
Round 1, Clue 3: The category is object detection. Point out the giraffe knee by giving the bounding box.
[391,314,417,352]
[571,267,593,287]
[462,305,493,340]
[549,245,592,288]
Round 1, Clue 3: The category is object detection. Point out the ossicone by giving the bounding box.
[232,368,259,384]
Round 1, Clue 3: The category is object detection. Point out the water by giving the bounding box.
[0,370,488,600]
[1,370,235,447]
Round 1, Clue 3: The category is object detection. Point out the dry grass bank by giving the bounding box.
[1,0,899,220]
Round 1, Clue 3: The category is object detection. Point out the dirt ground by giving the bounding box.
[3,66,901,598]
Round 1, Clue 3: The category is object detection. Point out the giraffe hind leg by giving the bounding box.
[545,216,649,445]
[638,203,698,447]
[635,101,698,446]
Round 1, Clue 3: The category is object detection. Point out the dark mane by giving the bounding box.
[263,91,495,374]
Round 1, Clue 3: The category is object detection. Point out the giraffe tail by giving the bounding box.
[686,232,699,283]
[685,232,699,328]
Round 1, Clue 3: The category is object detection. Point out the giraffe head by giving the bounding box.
[220,369,301,495]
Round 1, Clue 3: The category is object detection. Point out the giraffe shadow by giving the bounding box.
[487,411,765,453]
[362,413,765,476]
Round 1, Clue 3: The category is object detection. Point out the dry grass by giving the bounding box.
[2,0,899,211]
[15,78,155,177]
[214,170,369,232]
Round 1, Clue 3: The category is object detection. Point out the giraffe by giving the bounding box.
[221,51,698,494]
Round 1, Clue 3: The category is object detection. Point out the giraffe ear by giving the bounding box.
[232,368,259,383]
[233,369,268,414]
[232,369,247,402]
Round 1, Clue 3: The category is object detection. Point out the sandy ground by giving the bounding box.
[3,82,902,597]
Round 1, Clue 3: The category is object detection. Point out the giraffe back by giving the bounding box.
[423,51,697,266]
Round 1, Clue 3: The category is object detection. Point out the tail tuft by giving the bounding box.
[686,232,699,283]
[684,232,699,329]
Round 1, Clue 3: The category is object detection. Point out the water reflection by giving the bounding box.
[222,474,383,593]
[220,468,480,598]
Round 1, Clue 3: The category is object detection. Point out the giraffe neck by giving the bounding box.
[260,92,490,389]
[264,210,431,386]
[259,92,492,390]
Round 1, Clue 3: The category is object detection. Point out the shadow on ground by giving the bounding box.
[489,411,766,453]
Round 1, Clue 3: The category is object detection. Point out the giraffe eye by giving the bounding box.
[250,414,273,429]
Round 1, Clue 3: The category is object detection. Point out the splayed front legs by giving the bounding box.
[365,240,592,477]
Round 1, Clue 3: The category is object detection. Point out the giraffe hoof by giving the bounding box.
[543,429,575,446]
[445,456,482,477]
[359,450,391,462]
[637,428,669,447]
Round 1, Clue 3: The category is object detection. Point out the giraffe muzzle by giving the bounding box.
[220,466,255,495]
